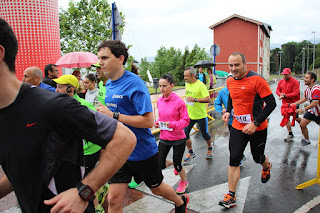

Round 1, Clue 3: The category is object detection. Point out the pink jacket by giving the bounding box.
[156,92,190,141]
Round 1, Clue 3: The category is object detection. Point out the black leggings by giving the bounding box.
[229,127,267,167]
[158,140,186,172]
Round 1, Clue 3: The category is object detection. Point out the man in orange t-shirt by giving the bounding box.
[219,52,276,209]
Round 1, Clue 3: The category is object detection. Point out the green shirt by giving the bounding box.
[185,80,209,120]
[98,81,106,106]
[73,94,101,155]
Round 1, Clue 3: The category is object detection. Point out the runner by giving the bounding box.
[183,66,213,161]
[219,52,276,209]
[292,72,320,146]
[96,40,189,213]
[0,18,136,213]
[276,68,301,141]
[155,73,190,193]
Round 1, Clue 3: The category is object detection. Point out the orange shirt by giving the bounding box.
[227,71,272,131]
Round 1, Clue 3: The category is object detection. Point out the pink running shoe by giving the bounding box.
[174,168,178,175]
[176,179,188,194]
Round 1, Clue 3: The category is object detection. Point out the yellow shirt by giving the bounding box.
[185,80,209,119]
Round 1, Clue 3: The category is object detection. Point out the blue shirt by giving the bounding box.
[198,73,204,83]
[38,82,55,92]
[214,87,233,125]
[105,70,158,161]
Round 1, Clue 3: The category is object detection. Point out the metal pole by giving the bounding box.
[312,31,315,72]
[307,43,310,73]
[278,51,282,76]
[302,48,305,74]
[112,3,116,40]
[213,44,216,75]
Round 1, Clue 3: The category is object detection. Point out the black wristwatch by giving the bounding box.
[194,98,197,102]
[113,111,120,120]
[253,120,260,127]
[76,182,95,202]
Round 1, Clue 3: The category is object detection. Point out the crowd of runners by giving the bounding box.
[1,17,320,213]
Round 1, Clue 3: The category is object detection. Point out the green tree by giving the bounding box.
[138,57,151,81]
[150,46,182,80]
[59,0,125,54]
[270,48,280,74]
[281,41,299,71]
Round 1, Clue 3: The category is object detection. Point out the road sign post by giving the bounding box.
[210,44,220,75]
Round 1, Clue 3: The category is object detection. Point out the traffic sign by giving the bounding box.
[210,44,220,56]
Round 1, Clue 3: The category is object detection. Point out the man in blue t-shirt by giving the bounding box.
[22,67,55,92]
[97,40,189,213]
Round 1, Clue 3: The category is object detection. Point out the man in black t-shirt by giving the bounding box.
[0,18,136,213]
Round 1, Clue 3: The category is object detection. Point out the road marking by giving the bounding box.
[294,195,320,213]
[187,176,251,212]
[2,207,21,213]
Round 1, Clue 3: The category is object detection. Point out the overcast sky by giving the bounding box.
[58,0,320,60]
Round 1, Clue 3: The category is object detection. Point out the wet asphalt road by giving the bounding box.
[1,79,320,213]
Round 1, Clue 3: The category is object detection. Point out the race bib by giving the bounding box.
[159,121,173,131]
[185,101,194,106]
[234,114,251,124]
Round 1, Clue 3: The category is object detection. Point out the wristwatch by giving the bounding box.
[76,182,95,202]
[194,98,197,102]
[253,120,260,127]
[113,111,120,120]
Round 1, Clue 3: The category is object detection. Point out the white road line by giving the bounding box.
[294,195,320,213]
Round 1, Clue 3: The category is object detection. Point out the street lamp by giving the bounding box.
[278,51,283,76]
[312,31,315,72]
[302,48,305,75]
[307,42,310,72]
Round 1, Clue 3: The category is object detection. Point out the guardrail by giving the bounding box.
[151,86,224,134]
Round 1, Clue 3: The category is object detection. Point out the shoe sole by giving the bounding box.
[218,202,236,208]
[184,155,196,162]
[176,183,189,194]
[206,156,212,159]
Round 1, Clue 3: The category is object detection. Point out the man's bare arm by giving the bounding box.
[44,122,136,212]
[0,173,13,199]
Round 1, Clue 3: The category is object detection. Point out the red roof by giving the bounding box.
[209,14,272,37]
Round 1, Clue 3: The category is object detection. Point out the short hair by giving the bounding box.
[307,72,317,82]
[230,52,246,64]
[207,68,212,74]
[185,66,196,76]
[0,18,18,73]
[85,73,97,83]
[97,40,129,65]
[160,73,175,85]
[72,70,80,76]
[44,64,56,76]
[32,67,43,80]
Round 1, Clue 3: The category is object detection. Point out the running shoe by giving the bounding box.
[128,179,141,189]
[174,168,178,175]
[261,162,272,183]
[300,139,311,146]
[97,184,109,205]
[219,193,236,208]
[284,134,294,142]
[176,179,188,194]
[184,152,196,162]
[239,155,246,167]
[95,204,105,213]
[175,194,189,213]
[206,149,213,159]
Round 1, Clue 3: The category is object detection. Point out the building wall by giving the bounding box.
[0,0,61,80]
[213,18,259,73]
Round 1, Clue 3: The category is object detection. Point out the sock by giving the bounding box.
[228,191,236,197]
[305,139,310,142]
[189,149,194,154]
[208,147,213,150]
[289,132,293,136]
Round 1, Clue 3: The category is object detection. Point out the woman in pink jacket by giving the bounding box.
[154,73,190,193]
